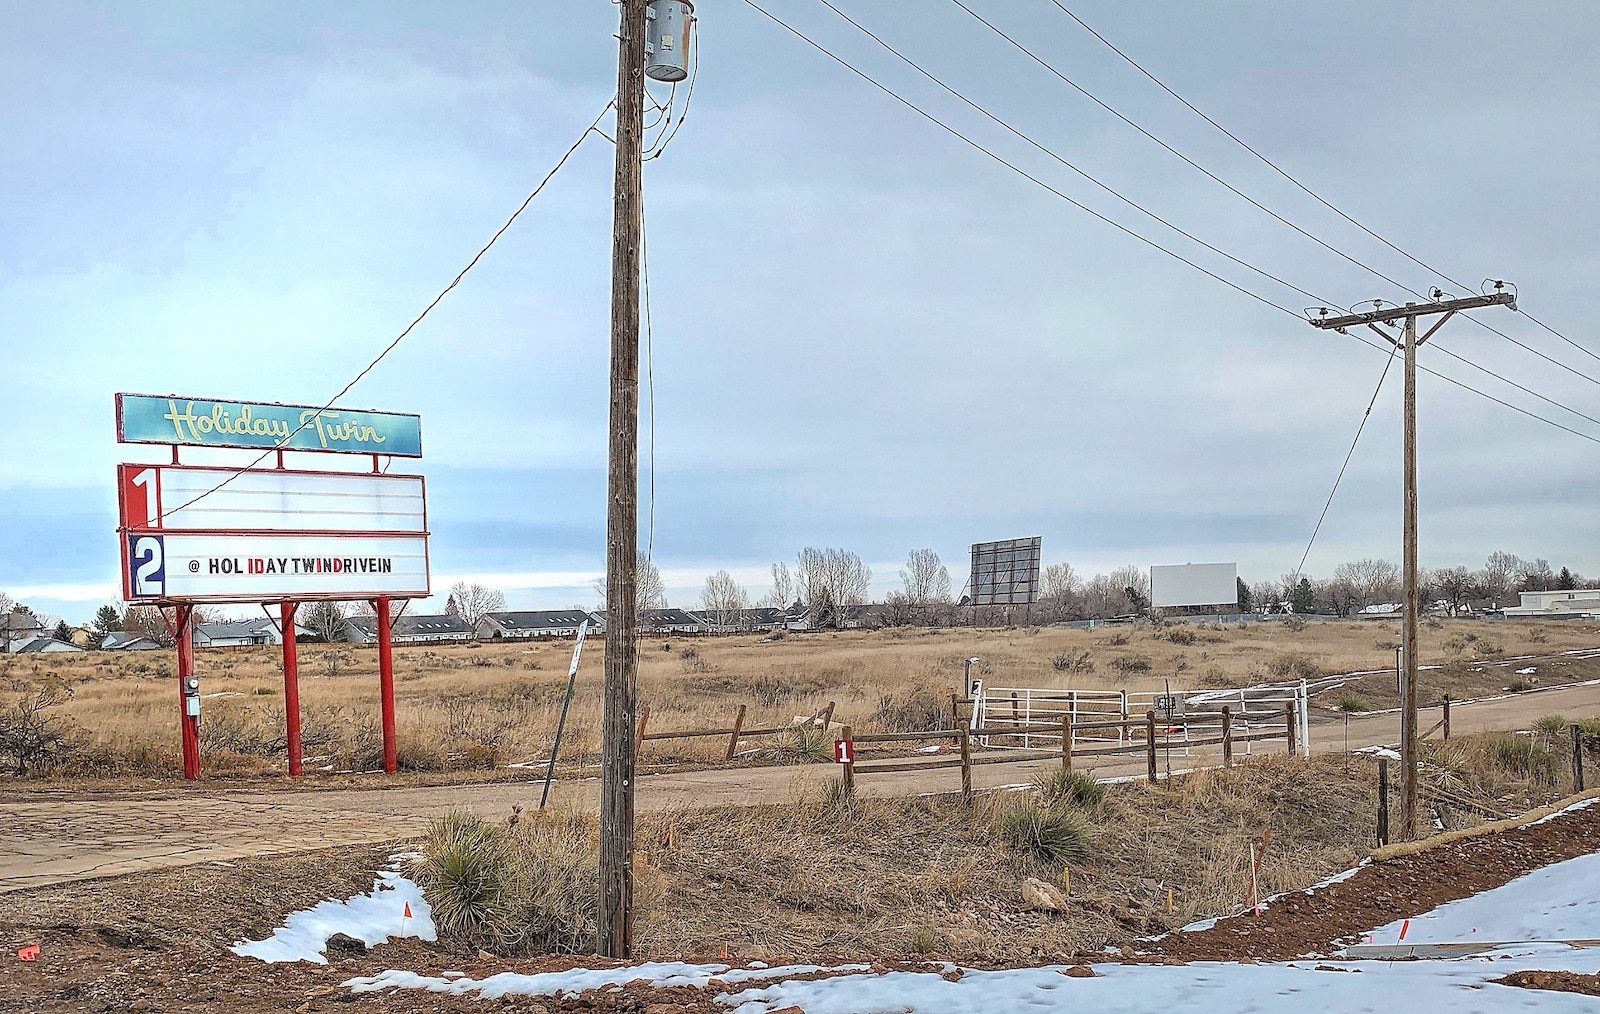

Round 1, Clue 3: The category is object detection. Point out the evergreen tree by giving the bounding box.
[93,604,122,634]
[1291,577,1316,614]
[52,619,72,642]
[1236,577,1252,613]
[1559,566,1577,590]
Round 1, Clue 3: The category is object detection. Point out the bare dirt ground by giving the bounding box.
[7,670,1600,895]
[6,773,1600,1012]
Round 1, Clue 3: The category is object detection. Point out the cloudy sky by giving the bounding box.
[4,1,1598,623]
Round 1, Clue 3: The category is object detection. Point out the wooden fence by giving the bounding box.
[837,705,1296,802]
[634,701,836,761]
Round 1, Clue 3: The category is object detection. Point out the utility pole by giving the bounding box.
[598,0,647,959]
[1310,289,1515,840]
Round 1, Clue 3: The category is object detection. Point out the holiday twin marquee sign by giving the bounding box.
[116,395,431,604]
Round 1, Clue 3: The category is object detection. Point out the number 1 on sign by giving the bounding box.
[122,466,162,528]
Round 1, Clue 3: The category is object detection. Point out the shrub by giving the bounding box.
[1476,640,1505,659]
[413,812,508,940]
[907,925,941,954]
[413,807,606,955]
[0,678,74,775]
[870,688,947,733]
[1530,628,1550,644]
[1163,628,1197,646]
[1031,768,1105,808]
[1050,651,1094,674]
[1534,714,1568,737]
[1487,734,1558,784]
[1335,693,1371,713]
[783,722,834,761]
[1106,632,1131,646]
[1282,615,1307,632]
[1267,653,1321,683]
[1506,678,1536,693]
[1108,655,1152,677]
[251,686,276,696]
[993,800,1092,867]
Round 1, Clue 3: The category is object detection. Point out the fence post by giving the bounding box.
[1119,690,1128,745]
[1377,758,1390,846]
[839,724,855,799]
[726,704,747,761]
[1573,724,1586,793]
[819,701,836,729]
[1442,695,1451,741]
[1061,714,1072,773]
[634,705,651,756]
[1222,706,1233,769]
[950,688,960,729]
[1299,679,1311,758]
[959,727,973,805]
[1010,692,1021,732]
[1070,691,1080,753]
[1284,703,1297,756]
[1146,710,1158,784]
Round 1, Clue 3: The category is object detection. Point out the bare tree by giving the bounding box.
[301,600,350,643]
[899,549,952,605]
[1251,579,1283,613]
[1480,551,1521,608]
[762,562,794,609]
[1518,557,1554,593]
[700,570,749,630]
[1333,558,1400,611]
[120,605,173,646]
[446,581,506,630]
[795,547,871,628]
[1041,562,1077,601]
[594,552,666,616]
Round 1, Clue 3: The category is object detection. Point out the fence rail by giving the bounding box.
[634,701,835,761]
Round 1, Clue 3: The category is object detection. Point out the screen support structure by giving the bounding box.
[172,604,200,780]
[280,601,302,776]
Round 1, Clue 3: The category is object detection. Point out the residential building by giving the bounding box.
[346,613,474,645]
[100,631,164,651]
[476,610,598,640]
[589,608,709,635]
[691,607,788,632]
[195,618,300,648]
[4,636,85,654]
[1503,589,1600,619]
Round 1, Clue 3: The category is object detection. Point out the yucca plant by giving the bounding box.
[412,812,508,938]
[993,799,1093,866]
[1031,768,1106,809]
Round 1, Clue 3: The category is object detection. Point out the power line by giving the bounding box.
[158,100,616,520]
[807,0,1325,309]
[790,0,1600,442]
[1290,341,1398,586]
[1043,0,1600,376]
[944,0,1427,303]
[744,1,1600,452]
[741,0,1302,318]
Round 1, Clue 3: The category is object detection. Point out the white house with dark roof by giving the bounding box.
[476,610,598,640]
[101,631,164,651]
[194,618,311,648]
[346,613,474,644]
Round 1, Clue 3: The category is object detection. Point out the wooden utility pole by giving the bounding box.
[1311,290,1516,840]
[598,0,647,959]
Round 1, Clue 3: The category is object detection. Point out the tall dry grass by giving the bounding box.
[4,617,1596,781]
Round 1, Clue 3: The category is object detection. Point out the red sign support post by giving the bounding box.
[174,604,201,780]
[280,601,303,777]
[375,596,398,774]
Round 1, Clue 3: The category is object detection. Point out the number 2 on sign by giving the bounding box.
[128,535,165,597]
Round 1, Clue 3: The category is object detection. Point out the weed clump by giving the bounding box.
[1335,693,1370,713]
[413,808,612,955]
[870,687,947,733]
[1032,768,1106,808]
[993,799,1092,867]
[1051,651,1094,675]
[1487,734,1558,784]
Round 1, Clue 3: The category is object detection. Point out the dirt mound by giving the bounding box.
[1495,969,1600,997]
[1151,800,1600,962]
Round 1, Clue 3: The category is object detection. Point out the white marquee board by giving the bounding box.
[1150,562,1238,609]
[122,532,430,602]
[117,464,425,533]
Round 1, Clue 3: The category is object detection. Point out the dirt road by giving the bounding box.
[4,677,1599,894]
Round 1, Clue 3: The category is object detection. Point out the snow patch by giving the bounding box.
[344,963,863,999]
[1366,847,1600,945]
[1354,745,1401,761]
[718,949,1600,1013]
[232,868,435,964]
[1526,796,1600,827]
[1516,667,1538,675]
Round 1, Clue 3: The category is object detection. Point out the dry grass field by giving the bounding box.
[3,616,1597,782]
